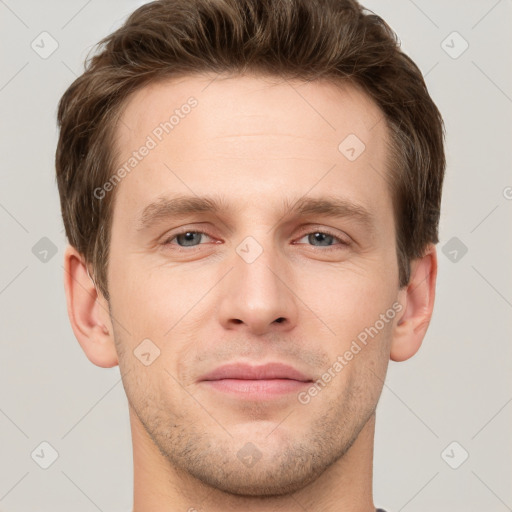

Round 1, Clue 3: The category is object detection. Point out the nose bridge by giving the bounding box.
[236,234,283,296]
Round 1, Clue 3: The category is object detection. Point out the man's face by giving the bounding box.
[107,74,400,495]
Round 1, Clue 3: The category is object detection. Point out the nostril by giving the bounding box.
[274,317,285,323]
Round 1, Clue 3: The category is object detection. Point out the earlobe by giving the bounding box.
[63,245,118,368]
[390,244,438,362]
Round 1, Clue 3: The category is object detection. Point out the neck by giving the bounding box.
[130,407,377,512]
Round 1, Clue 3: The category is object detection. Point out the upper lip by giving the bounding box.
[199,362,312,382]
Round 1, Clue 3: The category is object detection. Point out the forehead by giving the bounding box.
[110,73,392,232]
[116,73,384,152]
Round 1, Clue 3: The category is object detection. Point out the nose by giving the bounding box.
[216,240,298,336]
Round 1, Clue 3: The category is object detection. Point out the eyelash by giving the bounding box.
[162,228,350,251]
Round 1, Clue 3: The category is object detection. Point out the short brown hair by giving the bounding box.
[56,0,445,301]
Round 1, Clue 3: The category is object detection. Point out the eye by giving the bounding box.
[162,228,350,251]
[295,230,350,249]
[165,230,214,247]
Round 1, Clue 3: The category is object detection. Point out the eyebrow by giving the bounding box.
[135,194,376,233]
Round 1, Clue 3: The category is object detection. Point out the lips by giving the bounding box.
[199,362,313,382]
[198,362,314,399]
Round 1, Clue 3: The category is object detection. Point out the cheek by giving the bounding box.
[294,254,398,333]
[297,261,398,396]
[108,257,192,339]
[109,262,219,388]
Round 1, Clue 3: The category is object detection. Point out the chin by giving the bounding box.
[190,465,322,498]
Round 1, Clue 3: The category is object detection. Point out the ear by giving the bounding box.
[63,245,118,368]
[390,244,438,362]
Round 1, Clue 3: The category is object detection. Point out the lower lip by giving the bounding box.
[202,378,311,399]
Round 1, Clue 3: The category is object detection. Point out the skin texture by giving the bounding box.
[63,74,437,511]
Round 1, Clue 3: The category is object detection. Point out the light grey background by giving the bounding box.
[1,1,511,511]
